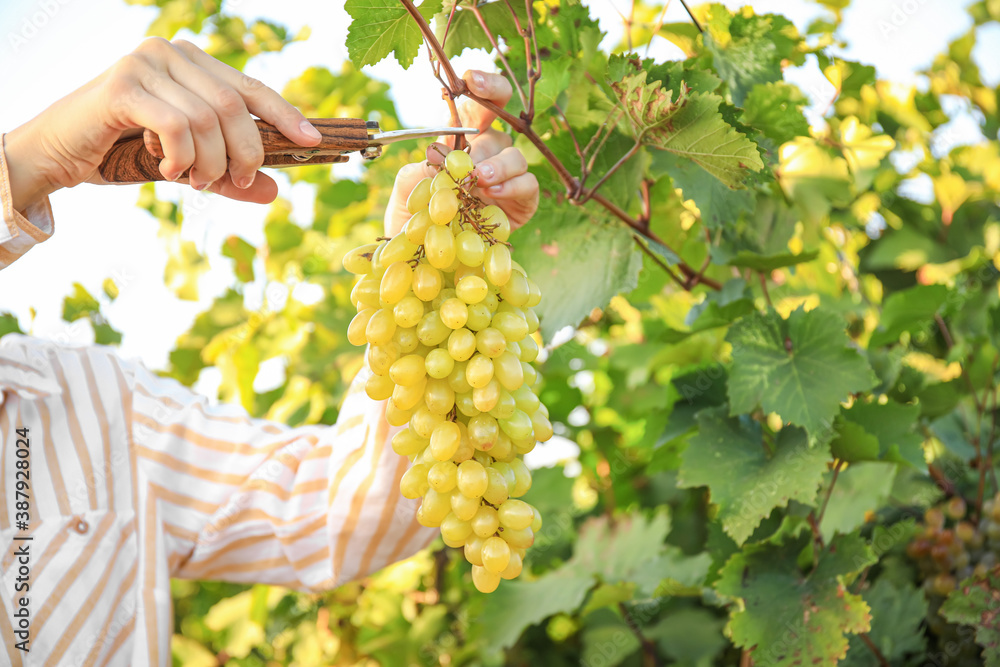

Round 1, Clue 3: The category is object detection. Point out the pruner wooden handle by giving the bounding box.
[97,118,368,184]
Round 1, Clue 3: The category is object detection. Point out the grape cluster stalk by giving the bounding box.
[343,149,550,593]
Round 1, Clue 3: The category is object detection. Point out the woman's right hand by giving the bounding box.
[4,37,323,211]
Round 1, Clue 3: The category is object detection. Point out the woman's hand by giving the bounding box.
[385,71,539,236]
[3,37,322,211]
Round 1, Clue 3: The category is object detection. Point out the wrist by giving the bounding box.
[4,124,59,211]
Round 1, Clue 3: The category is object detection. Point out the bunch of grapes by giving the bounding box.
[342,149,551,593]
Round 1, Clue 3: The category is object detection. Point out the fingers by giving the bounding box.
[479,172,538,202]
[459,70,513,132]
[472,146,527,190]
[118,88,196,182]
[468,129,512,163]
[205,170,279,204]
[170,39,321,148]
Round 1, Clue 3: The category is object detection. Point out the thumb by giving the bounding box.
[385,158,438,236]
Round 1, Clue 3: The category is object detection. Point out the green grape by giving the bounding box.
[525,277,542,307]
[491,311,528,342]
[417,489,451,527]
[425,224,457,268]
[490,391,517,420]
[456,392,480,418]
[466,354,495,388]
[465,303,493,331]
[484,244,512,287]
[464,535,485,565]
[430,421,462,460]
[393,326,419,353]
[348,308,376,346]
[473,378,501,412]
[381,233,418,265]
[365,373,394,401]
[482,291,500,313]
[505,340,521,359]
[440,513,473,544]
[472,505,500,538]
[440,298,469,329]
[457,460,489,498]
[365,308,397,346]
[400,463,430,499]
[476,328,506,358]
[448,361,473,393]
[502,526,534,549]
[492,461,516,488]
[413,405,446,440]
[513,436,535,456]
[393,296,424,328]
[351,275,381,310]
[482,204,510,241]
[500,550,523,580]
[392,429,428,457]
[343,243,377,274]
[493,351,524,390]
[531,411,553,442]
[510,459,532,497]
[489,431,514,461]
[432,288,458,312]
[412,263,443,301]
[472,564,500,593]
[456,275,489,304]
[370,242,386,275]
[531,506,542,532]
[446,149,475,181]
[448,328,477,362]
[522,362,537,387]
[518,336,538,362]
[455,263,485,282]
[425,348,455,379]
[406,177,433,213]
[389,354,426,386]
[456,230,486,266]
[367,343,399,377]
[452,491,481,521]
[498,499,534,530]
[429,188,460,225]
[431,170,459,192]
[417,311,451,346]
[385,402,414,427]
[499,409,533,441]
[468,414,500,451]
[424,378,456,415]
[483,467,510,505]
[404,209,434,245]
[482,536,511,573]
[391,378,426,411]
[523,307,540,334]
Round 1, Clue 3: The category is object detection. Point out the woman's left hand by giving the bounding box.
[384,70,539,237]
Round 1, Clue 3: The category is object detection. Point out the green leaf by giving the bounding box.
[434,0,529,59]
[678,407,831,545]
[869,284,950,347]
[727,307,876,436]
[609,71,763,187]
[714,533,876,666]
[832,400,925,468]
[727,248,819,272]
[741,82,811,146]
[654,150,755,233]
[533,56,573,114]
[62,283,101,322]
[841,578,926,666]
[345,0,443,69]
[92,322,123,346]
[222,236,257,283]
[511,207,642,340]
[817,462,896,542]
[940,565,1000,664]
[580,608,641,667]
[662,279,754,342]
[632,549,714,597]
[646,608,728,664]
[569,510,671,586]
[477,567,594,653]
[0,313,22,339]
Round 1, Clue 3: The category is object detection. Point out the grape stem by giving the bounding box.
[398,0,722,292]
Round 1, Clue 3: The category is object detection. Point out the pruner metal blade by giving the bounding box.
[361,126,479,159]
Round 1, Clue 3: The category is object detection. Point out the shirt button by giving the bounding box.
[73,519,89,534]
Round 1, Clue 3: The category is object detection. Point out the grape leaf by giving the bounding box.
[569,510,671,585]
[653,150,755,232]
[727,248,819,272]
[662,279,754,342]
[511,206,642,340]
[714,533,876,667]
[678,407,831,545]
[727,307,876,436]
[832,400,925,468]
[776,138,853,226]
[841,578,926,666]
[0,313,22,339]
[62,282,101,322]
[868,284,950,347]
[580,608,641,667]
[609,71,763,187]
[222,235,256,283]
[434,0,529,58]
[816,462,896,542]
[741,82,811,146]
[940,566,1000,664]
[477,567,594,653]
[344,0,443,69]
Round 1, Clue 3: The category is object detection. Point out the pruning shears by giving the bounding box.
[97,119,478,183]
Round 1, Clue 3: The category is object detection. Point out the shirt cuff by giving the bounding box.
[0,132,54,269]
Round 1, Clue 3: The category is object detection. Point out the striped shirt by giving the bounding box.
[0,174,435,665]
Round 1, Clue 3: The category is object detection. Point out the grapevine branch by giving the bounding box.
[399,0,721,291]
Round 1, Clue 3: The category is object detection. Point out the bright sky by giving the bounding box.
[0,0,996,386]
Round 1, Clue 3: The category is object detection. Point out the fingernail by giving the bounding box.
[472,72,486,92]
[488,184,503,194]
[192,180,210,191]
[477,164,494,182]
[237,175,254,189]
[300,120,322,141]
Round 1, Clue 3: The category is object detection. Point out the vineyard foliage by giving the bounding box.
[12,0,1000,664]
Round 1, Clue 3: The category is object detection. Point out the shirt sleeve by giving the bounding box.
[126,361,437,593]
[0,132,55,270]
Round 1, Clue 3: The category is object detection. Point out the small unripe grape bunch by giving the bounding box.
[342,148,550,593]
